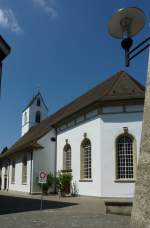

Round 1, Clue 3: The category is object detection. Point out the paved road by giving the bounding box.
[0,192,130,228]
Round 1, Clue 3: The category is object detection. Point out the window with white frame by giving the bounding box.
[22,156,27,184]
[63,144,71,170]
[116,134,135,180]
[80,138,92,179]
[11,161,15,183]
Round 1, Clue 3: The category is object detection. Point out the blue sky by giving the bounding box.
[0,0,150,151]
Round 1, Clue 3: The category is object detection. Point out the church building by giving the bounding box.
[0,71,145,198]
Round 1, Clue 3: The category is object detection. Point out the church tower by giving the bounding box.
[21,92,48,136]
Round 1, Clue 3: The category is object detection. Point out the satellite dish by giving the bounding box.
[108,7,145,39]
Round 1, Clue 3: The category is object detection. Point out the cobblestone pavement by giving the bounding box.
[0,192,130,228]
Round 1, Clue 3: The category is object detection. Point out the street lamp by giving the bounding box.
[0,35,11,95]
[108,7,150,228]
[108,7,147,67]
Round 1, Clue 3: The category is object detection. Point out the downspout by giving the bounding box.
[7,158,10,191]
[54,129,57,193]
[51,128,57,193]
[30,151,33,194]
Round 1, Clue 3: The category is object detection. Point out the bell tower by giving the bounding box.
[21,92,48,136]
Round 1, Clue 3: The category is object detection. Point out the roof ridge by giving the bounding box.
[99,71,123,98]
[122,71,145,91]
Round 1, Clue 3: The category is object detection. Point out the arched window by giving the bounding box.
[11,161,15,183]
[35,111,41,123]
[80,138,92,179]
[37,98,41,107]
[116,134,135,180]
[22,155,27,184]
[63,144,71,170]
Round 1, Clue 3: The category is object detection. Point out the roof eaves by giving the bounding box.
[0,142,43,160]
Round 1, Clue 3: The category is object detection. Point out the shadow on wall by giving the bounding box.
[0,195,78,215]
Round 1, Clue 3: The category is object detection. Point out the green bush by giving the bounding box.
[55,171,72,194]
[47,173,54,187]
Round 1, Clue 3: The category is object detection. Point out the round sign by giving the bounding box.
[39,171,47,183]
[40,172,47,179]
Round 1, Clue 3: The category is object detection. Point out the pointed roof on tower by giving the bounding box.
[22,92,48,112]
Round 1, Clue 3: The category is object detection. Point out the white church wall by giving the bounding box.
[57,117,101,197]
[32,129,56,193]
[21,108,30,136]
[9,153,31,193]
[1,152,31,193]
[100,111,143,198]
[22,108,29,126]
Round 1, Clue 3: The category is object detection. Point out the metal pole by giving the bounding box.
[40,184,43,210]
[0,62,2,96]
[125,48,129,67]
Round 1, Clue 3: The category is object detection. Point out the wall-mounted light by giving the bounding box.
[51,137,56,142]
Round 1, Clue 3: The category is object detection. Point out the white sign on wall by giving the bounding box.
[38,171,47,184]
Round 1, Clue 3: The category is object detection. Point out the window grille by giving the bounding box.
[116,135,134,179]
[22,156,27,184]
[63,144,71,170]
[81,139,92,179]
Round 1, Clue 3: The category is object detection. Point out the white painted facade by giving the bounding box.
[100,110,143,198]
[0,104,144,197]
[0,73,145,198]
[57,104,143,197]
[32,130,56,193]
[57,116,101,196]
[0,129,56,194]
[1,151,31,193]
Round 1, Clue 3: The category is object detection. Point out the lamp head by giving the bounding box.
[108,7,145,39]
[0,36,11,62]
